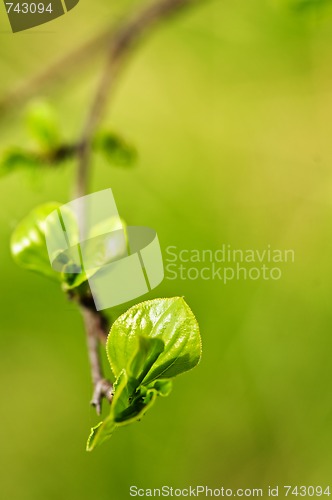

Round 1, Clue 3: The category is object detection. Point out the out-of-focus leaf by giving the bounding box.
[0,144,77,178]
[0,148,40,177]
[25,100,60,150]
[93,130,137,167]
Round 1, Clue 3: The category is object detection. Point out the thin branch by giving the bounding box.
[75,0,199,199]
[70,0,199,411]
[0,0,200,413]
[0,27,112,115]
[78,295,113,415]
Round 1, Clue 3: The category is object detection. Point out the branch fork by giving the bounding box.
[91,379,114,415]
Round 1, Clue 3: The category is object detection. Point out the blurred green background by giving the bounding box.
[1,0,332,498]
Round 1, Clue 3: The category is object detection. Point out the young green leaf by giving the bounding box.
[86,368,172,451]
[127,335,165,388]
[112,374,171,424]
[11,203,63,280]
[11,203,130,292]
[11,202,88,286]
[87,298,201,451]
[107,297,202,383]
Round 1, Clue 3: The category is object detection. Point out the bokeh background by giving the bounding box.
[1,0,332,498]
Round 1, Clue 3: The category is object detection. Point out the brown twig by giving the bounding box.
[79,296,113,415]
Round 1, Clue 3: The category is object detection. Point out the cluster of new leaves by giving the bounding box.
[87,297,201,451]
[7,105,200,455]
[0,100,136,177]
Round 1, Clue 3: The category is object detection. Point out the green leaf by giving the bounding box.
[147,378,173,397]
[25,100,60,150]
[93,130,137,167]
[127,335,165,388]
[109,336,166,423]
[86,367,172,451]
[10,202,88,285]
[11,202,130,291]
[60,216,129,291]
[11,202,63,280]
[0,148,41,177]
[107,297,202,384]
[87,298,201,451]
[87,336,169,451]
